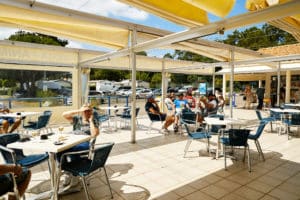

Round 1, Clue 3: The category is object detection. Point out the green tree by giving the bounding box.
[150,73,162,88]
[9,31,68,46]
[221,24,297,50]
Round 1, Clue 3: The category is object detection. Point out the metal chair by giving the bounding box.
[181,118,211,158]
[0,133,49,168]
[255,110,275,131]
[59,142,114,200]
[146,112,165,133]
[180,110,198,134]
[118,107,140,128]
[220,129,251,172]
[248,120,267,161]
[283,113,300,140]
[22,112,52,135]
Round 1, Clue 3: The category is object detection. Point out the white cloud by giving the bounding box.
[37,0,148,21]
[0,28,19,40]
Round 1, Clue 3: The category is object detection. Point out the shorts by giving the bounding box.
[149,113,166,121]
[57,141,90,162]
[0,167,30,196]
[0,117,15,125]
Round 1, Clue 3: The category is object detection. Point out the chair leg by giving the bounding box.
[243,145,246,162]
[103,167,113,199]
[183,139,192,158]
[223,145,227,170]
[247,145,251,172]
[206,138,210,155]
[81,176,91,200]
[255,140,265,161]
[147,122,153,133]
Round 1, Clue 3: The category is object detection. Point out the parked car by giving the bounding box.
[178,85,193,93]
[88,90,105,104]
[152,88,161,96]
[136,88,153,99]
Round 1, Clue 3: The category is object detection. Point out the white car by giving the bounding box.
[136,89,153,99]
[178,85,193,93]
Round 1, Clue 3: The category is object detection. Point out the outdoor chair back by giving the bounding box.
[181,120,211,158]
[60,142,114,200]
[23,112,52,134]
[221,129,251,172]
[0,133,49,168]
[248,120,267,161]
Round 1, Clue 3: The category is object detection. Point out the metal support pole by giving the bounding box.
[130,29,137,144]
[229,50,234,118]
[161,61,167,112]
[277,62,281,107]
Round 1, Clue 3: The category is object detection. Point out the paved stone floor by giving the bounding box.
[22,108,300,200]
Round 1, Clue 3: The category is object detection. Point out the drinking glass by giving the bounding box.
[58,126,64,135]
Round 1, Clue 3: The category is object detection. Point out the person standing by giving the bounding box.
[256,85,265,110]
[244,85,253,109]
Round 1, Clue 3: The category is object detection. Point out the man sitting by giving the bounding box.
[0,104,22,133]
[145,94,174,133]
[199,93,218,116]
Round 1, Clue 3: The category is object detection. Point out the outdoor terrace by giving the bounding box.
[4,108,300,200]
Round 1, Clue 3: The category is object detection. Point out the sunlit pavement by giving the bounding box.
[21,108,300,200]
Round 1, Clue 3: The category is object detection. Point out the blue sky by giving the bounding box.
[0,0,250,57]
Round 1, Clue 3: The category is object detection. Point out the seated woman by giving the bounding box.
[0,164,31,200]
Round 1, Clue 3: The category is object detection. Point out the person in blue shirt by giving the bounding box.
[173,93,189,132]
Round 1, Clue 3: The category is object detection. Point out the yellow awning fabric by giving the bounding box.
[119,0,235,27]
[0,4,129,49]
[182,0,236,18]
[246,0,300,41]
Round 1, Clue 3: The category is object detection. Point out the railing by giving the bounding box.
[0,95,129,109]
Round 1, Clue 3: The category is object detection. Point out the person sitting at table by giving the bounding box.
[184,89,196,108]
[173,93,190,132]
[145,94,174,133]
[60,103,100,189]
[0,104,22,134]
[0,164,31,200]
[164,93,175,114]
[199,93,218,116]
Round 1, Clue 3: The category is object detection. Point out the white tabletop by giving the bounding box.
[8,133,91,153]
[0,111,41,118]
[270,108,300,113]
[204,117,246,126]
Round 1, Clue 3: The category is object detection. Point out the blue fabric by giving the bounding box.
[189,132,211,139]
[0,117,15,125]
[174,99,188,110]
[17,154,49,168]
